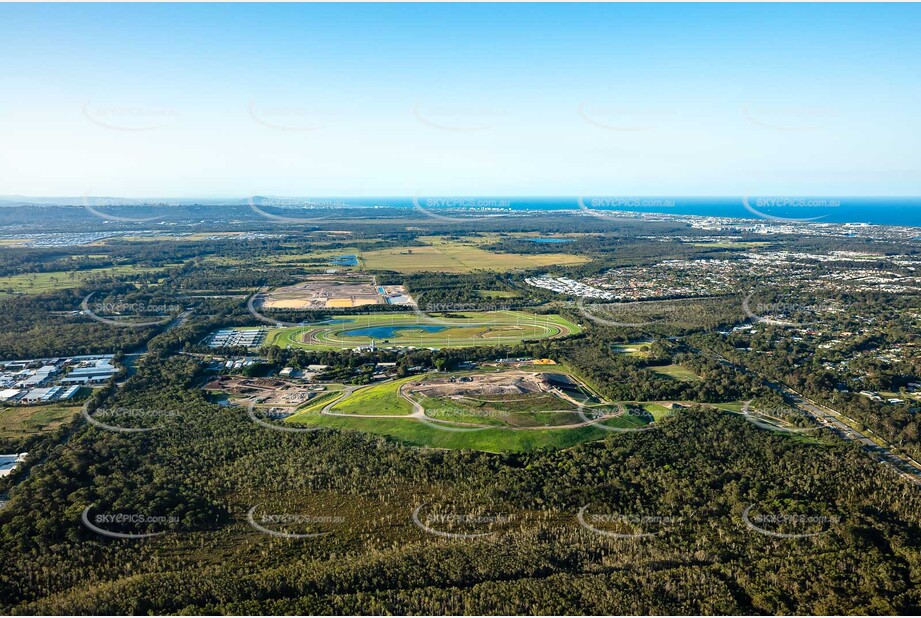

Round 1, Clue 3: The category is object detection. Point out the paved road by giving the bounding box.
[118,310,193,383]
[781,387,921,483]
[707,349,921,485]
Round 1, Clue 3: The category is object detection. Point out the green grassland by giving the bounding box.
[611,341,654,358]
[425,406,587,428]
[328,376,417,416]
[0,402,84,438]
[641,402,675,422]
[710,401,747,413]
[359,236,587,273]
[0,264,173,296]
[285,409,614,452]
[267,310,580,350]
[476,289,521,299]
[649,364,701,382]
[424,391,576,414]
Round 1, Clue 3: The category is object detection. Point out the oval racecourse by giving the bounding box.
[266,310,581,350]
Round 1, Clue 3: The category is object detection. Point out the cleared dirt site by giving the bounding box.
[411,371,558,398]
[259,273,413,310]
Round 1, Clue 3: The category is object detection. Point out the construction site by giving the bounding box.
[258,273,413,310]
[202,376,325,418]
[407,370,601,409]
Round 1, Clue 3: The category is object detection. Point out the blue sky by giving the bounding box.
[1,2,920,197]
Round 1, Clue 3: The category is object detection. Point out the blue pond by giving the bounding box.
[343,324,471,338]
[525,237,572,243]
[329,254,359,266]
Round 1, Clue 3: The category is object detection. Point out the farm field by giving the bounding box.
[267,310,581,350]
[0,264,173,295]
[476,289,521,299]
[267,248,364,268]
[359,236,587,273]
[0,402,84,438]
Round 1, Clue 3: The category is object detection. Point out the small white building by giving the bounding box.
[0,388,22,402]
[0,453,28,478]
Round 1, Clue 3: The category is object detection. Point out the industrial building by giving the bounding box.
[207,328,268,349]
[0,354,115,403]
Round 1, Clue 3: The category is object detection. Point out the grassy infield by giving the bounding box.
[267,311,581,350]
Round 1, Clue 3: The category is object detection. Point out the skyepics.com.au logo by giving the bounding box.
[82,101,179,132]
[82,405,180,433]
[412,196,511,223]
[81,292,182,328]
[574,402,658,434]
[577,505,681,539]
[246,287,307,328]
[421,302,512,313]
[248,101,340,132]
[411,302,507,328]
[576,196,676,223]
[414,304,508,329]
[412,503,514,539]
[81,505,177,539]
[81,194,177,223]
[742,291,833,328]
[742,103,835,133]
[246,401,323,434]
[589,197,677,209]
[740,401,819,434]
[742,195,839,223]
[416,405,491,434]
[246,506,344,539]
[412,103,506,132]
[575,296,660,328]
[247,195,339,224]
[741,502,840,539]
[577,103,665,132]
[93,301,180,314]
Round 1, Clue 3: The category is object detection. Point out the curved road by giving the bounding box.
[313,374,627,431]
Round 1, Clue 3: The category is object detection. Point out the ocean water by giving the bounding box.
[344,197,921,228]
[572,197,921,228]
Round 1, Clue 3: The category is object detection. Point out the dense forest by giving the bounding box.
[1,352,920,615]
